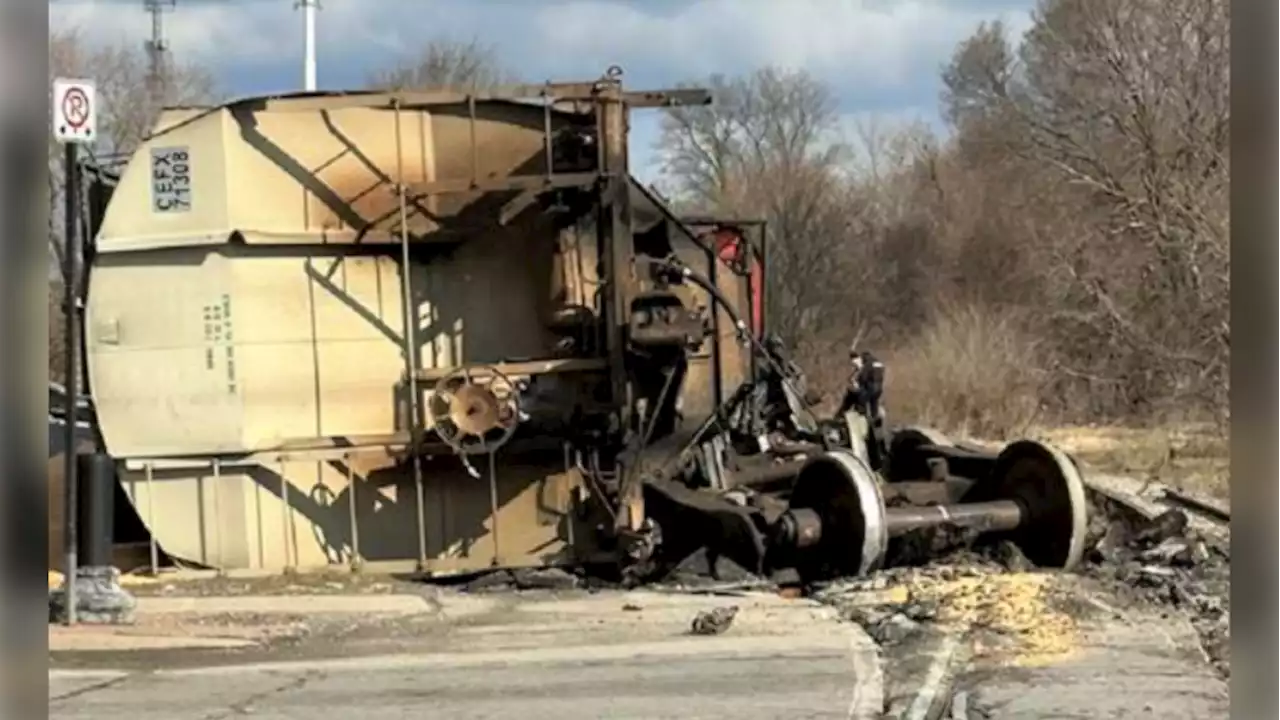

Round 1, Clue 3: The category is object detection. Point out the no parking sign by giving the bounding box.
[53,78,96,144]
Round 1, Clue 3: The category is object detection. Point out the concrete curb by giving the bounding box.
[50,630,257,652]
[133,594,432,616]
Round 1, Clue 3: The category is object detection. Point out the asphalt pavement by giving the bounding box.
[51,636,880,720]
[46,578,1230,719]
[49,589,886,720]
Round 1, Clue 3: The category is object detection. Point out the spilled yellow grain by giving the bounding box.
[903,572,1079,667]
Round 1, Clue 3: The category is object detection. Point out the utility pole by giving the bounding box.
[297,0,319,91]
[143,0,175,107]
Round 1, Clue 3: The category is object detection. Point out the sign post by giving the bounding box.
[53,78,96,626]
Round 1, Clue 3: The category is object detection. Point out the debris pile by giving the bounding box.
[1079,502,1231,677]
[460,567,587,593]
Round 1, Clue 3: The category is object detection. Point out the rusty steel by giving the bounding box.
[883,500,1025,536]
[66,68,1092,591]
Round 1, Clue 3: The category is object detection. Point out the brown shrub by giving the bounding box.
[883,305,1044,440]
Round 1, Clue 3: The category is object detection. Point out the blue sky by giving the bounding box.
[50,0,1036,181]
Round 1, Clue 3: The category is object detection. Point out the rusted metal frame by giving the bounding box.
[401,171,599,198]
[542,83,555,182]
[679,216,767,227]
[620,89,713,109]
[707,245,725,408]
[120,433,575,471]
[594,84,646,534]
[410,357,609,382]
[457,87,566,226]
[390,98,430,571]
[631,183,713,257]
[258,82,606,112]
[255,83,710,113]
[498,190,543,226]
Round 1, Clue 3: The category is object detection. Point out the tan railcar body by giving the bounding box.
[84,93,747,574]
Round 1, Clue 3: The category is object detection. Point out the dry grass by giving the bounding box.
[883,305,1044,440]
[800,304,1228,501]
[1035,424,1229,501]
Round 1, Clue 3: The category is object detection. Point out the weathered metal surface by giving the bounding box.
[82,75,753,577]
[75,71,1101,586]
[117,452,590,572]
[95,100,596,252]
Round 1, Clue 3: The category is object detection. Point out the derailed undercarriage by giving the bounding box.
[77,69,1088,588]
[318,72,1095,589]
[615,313,1090,588]
[56,69,1229,718]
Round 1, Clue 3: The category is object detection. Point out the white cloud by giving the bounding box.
[50,0,291,65]
[50,0,1034,88]
[530,0,1040,96]
[48,0,1034,169]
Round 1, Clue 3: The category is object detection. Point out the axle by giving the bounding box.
[780,498,1024,550]
[775,440,1089,582]
[883,499,1024,535]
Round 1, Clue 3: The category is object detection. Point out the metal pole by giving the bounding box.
[300,0,317,91]
[392,99,428,571]
[61,141,81,625]
[345,458,360,569]
[212,459,224,574]
[279,464,294,571]
[145,463,158,575]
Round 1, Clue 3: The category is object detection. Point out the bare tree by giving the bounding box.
[50,29,218,154]
[47,28,219,381]
[935,0,1229,418]
[652,2,1228,428]
[47,28,219,268]
[367,38,517,90]
[655,68,868,349]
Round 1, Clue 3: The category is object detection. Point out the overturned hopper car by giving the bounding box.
[78,71,1091,583]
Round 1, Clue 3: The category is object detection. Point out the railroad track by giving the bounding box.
[1158,487,1230,523]
[1082,472,1230,545]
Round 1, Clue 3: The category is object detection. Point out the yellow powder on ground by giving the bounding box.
[902,572,1079,667]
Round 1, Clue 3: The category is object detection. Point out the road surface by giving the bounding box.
[50,590,886,719]
[48,579,1229,718]
[51,640,880,719]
